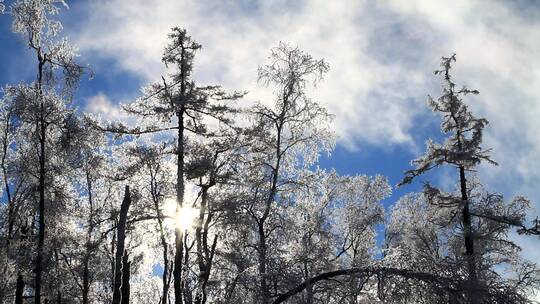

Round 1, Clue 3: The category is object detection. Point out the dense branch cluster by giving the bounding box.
[0,1,538,304]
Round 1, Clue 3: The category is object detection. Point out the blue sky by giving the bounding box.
[1,0,540,262]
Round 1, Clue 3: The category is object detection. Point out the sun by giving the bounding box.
[175,205,199,231]
[163,198,199,231]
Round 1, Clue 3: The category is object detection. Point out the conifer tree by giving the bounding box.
[91,27,245,304]
[399,54,538,303]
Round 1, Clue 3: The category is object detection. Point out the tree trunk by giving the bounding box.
[150,168,171,304]
[82,173,94,304]
[112,186,131,304]
[173,106,185,304]
[257,221,270,304]
[15,274,24,304]
[161,237,170,304]
[35,54,47,304]
[2,115,14,242]
[256,113,286,304]
[183,233,193,304]
[120,251,130,304]
[303,261,313,304]
[257,160,281,304]
[82,254,90,304]
[194,187,215,304]
[459,166,478,304]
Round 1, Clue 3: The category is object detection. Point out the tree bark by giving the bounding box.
[120,251,130,304]
[257,117,284,304]
[112,186,131,304]
[459,166,478,304]
[82,173,94,304]
[35,51,47,304]
[15,274,24,304]
[194,186,218,304]
[149,166,171,304]
[173,61,186,304]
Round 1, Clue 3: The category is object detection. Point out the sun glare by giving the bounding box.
[176,205,199,231]
[163,198,199,231]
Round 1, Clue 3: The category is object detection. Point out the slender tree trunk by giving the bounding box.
[450,82,478,304]
[15,274,24,304]
[173,106,185,304]
[257,222,270,304]
[201,235,217,304]
[149,168,171,304]
[161,244,170,304]
[82,173,94,304]
[257,162,281,303]
[120,251,130,304]
[112,186,131,304]
[2,115,14,241]
[303,261,313,304]
[35,54,47,304]
[82,253,90,304]
[224,273,240,304]
[194,186,215,304]
[459,166,477,304]
[257,120,283,304]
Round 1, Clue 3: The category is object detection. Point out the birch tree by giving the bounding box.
[242,42,334,303]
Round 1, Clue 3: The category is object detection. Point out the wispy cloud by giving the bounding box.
[70,0,433,150]
[85,92,128,122]
[72,0,540,212]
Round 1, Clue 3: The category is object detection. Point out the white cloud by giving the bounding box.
[385,0,540,203]
[85,92,129,122]
[71,0,432,149]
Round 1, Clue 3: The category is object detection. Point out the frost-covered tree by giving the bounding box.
[183,128,245,304]
[1,1,85,303]
[398,54,539,303]
[90,27,245,304]
[385,186,538,303]
[281,170,389,303]
[69,121,120,304]
[398,54,491,302]
[240,42,334,303]
[125,143,175,304]
[3,3,538,302]
[0,90,26,304]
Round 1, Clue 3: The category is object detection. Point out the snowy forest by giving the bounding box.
[1,1,540,303]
